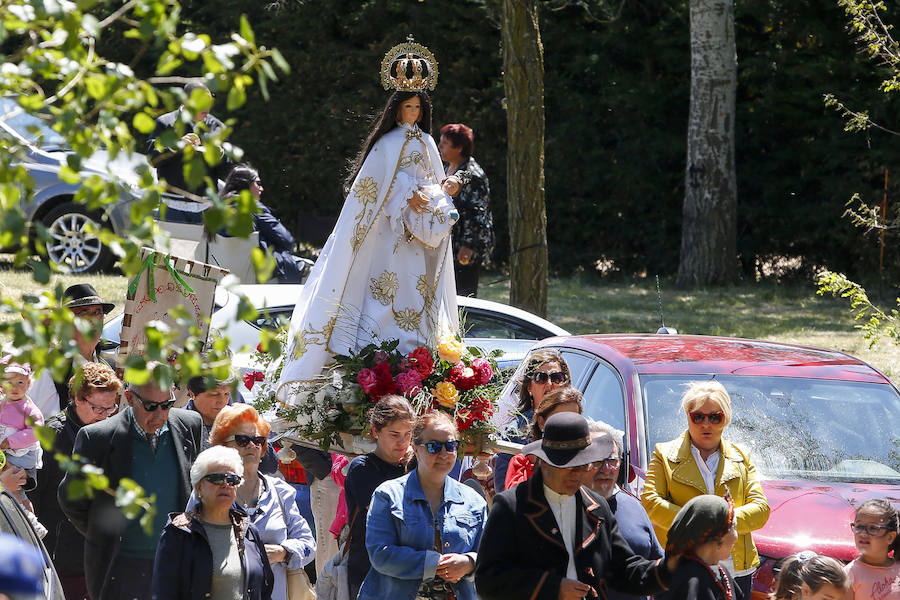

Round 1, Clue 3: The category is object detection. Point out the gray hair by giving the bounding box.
[190,446,243,488]
[587,419,624,456]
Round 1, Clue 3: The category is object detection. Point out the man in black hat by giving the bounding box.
[475,412,681,600]
[29,283,115,417]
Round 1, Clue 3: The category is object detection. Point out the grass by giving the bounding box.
[1,258,896,379]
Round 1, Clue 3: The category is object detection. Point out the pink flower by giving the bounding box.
[449,361,478,392]
[396,370,423,397]
[407,346,435,378]
[357,368,378,394]
[471,358,493,385]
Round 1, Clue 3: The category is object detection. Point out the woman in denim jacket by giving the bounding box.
[359,411,487,600]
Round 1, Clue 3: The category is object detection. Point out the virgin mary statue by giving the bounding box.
[276,39,460,402]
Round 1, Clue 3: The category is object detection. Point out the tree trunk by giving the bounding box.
[502,0,548,317]
[676,0,737,287]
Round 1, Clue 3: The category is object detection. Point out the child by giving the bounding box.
[772,553,847,600]
[846,499,900,599]
[664,494,743,600]
[0,358,43,488]
[770,550,818,600]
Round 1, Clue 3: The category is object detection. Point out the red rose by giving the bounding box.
[357,368,378,394]
[471,358,493,385]
[407,346,435,378]
[371,361,397,399]
[449,361,478,392]
[243,371,264,391]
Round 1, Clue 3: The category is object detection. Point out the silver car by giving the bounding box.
[0,97,144,273]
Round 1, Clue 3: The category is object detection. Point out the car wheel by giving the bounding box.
[41,202,114,273]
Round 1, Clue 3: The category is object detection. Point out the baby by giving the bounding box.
[0,358,44,486]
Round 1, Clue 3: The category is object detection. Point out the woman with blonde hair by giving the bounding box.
[641,380,770,599]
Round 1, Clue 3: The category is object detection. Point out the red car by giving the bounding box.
[497,334,900,598]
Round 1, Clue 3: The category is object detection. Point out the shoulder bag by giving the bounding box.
[273,481,318,600]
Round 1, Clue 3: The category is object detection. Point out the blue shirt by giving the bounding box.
[358,469,487,600]
[606,487,664,600]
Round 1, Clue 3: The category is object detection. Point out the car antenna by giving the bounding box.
[655,275,677,335]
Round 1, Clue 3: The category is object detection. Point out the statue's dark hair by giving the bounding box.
[343,90,432,196]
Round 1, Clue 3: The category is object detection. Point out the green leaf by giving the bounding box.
[133,112,155,134]
[236,294,258,322]
[85,75,107,100]
[33,424,57,451]
[239,15,255,46]
[226,84,246,111]
[58,166,81,184]
[27,259,50,284]
[270,48,290,74]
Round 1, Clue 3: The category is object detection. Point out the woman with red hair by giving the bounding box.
[204,404,316,600]
[438,123,495,297]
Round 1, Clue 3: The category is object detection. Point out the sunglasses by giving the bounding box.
[226,434,267,448]
[532,371,568,385]
[421,440,460,454]
[566,463,597,473]
[131,389,176,412]
[203,473,243,487]
[690,411,724,425]
[850,522,891,536]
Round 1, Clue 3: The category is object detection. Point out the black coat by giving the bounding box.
[474,470,672,600]
[58,407,203,599]
[660,557,742,600]
[147,109,230,196]
[255,202,301,283]
[27,404,88,574]
[152,509,274,600]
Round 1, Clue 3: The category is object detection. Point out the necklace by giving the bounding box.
[688,555,733,600]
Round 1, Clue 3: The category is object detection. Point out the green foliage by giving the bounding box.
[0,0,286,534]
[816,270,900,347]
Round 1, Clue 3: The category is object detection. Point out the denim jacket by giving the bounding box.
[358,469,487,600]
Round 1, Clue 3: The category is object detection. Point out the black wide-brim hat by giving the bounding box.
[523,412,615,468]
[64,284,115,314]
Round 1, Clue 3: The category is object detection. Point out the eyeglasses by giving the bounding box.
[421,440,460,454]
[566,463,597,473]
[72,306,105,319]
[850,522,892,536]
[597,456,621,469]
[203,473,243,487]
[225,434,267,448]
[690,411,724,425]
[130,389,176,412]
[80,397,118,417]
[532,371,568,385]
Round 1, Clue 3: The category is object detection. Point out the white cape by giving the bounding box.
[276,123,459,402]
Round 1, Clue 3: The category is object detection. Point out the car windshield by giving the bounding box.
[0,97,66,149]
[642,374,900,484]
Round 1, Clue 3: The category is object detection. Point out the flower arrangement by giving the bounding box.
[249,331,504,451]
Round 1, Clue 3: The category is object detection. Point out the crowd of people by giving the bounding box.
[2,42,898,600]
[2,318,897,600]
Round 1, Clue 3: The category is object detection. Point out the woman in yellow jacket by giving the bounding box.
[641,380,769,599]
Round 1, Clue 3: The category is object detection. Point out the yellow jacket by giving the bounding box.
[640,431,770,571]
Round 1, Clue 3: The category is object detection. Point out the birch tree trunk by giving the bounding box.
[502,0,548,317]
[676,0,737,287]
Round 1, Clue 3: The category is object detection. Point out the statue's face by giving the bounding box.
[397,96,421,126]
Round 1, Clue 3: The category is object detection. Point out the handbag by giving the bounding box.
[314,508,358,600]
[274,483,318,600]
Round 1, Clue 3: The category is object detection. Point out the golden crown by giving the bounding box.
[380,35,438,92]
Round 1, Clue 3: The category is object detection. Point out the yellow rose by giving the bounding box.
[437,338,465,363]
[433,381,459,408]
